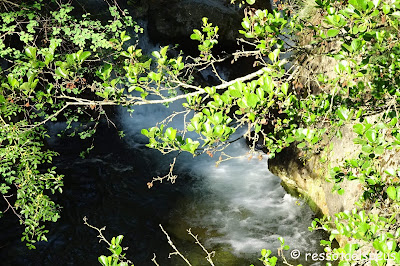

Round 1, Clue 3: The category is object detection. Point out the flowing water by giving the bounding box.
[0,1,329,265]
[118,98,327,265]
[0,98,327,266]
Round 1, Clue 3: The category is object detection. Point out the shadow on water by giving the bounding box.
[0,123,192,265]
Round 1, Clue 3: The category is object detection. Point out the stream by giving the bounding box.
[0,0,329,265]
[0,102,326,266]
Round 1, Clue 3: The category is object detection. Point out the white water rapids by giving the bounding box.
[118,97,323,262]
[117,15,325,260]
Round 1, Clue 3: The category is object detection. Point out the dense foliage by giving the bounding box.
[1,0,400,265]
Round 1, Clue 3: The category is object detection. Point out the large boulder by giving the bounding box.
[268,123,363,219]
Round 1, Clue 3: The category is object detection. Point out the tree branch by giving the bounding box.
[159,224,192,265]
[2,194,24,224]
[187,228,215,266]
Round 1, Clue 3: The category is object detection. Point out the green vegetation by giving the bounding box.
[1,0,400,265]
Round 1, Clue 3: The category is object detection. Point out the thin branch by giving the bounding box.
[211,63,226,83]
[83,217,133,265]
[159,224,192,266]
[32,66,272,130]
[0,0,20,7]
[151,253,160,266]
[83,216,111,246]
[147,157,178,188]
[137,66,272,106]
[2,194,24,224]
[22,102,71,130]
[187,229,215,266]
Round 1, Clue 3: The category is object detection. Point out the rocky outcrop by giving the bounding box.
[268,124,364,218]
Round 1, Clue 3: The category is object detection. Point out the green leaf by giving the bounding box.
[78,51,91,63]
[349,0,368,11]
[115,235,124,246]
[148,72,161,82]
[160,46,168,57]
[263,75,274,93]
[281,83,288,95]
[191,29,202,41]
[396,187,400,201]
[165,127,177,141]
[180,138,199,154]
[213,124,223,135]
[190,33,201,41]
[382,4,391,14]
[55,67,69,79]
[353,124,364,135]
[256,87,264,99]
[337,107,350,121]
[255,124,262,133]
[392,11,400,18]
[387,186,396,200]
[365,129,377,143]
[120,30,131,42]
[99,63,112,80]
[372,0,381,7]
[204,86,216,95]
[344,243,358,255]
[228,85,242,98]
[246,0,255,4]
[268,49,280,63]
[351,39,362,52]
[114,246,122,256]
[213,112,223,124]
[269,257,277,266]
[374,145,384,155]
[98,255,109,266]
[141,129,149,136]
[297,142,306,149]
[327,29,340,37]
[389,117,398,127]
[358,222,369,235]
[246,93,258,108]
[261,248,268,257]
[362,144,373,154]
[25,46,37,59]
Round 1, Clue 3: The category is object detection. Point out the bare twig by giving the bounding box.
[159,224,192,265]
[187,229,215,266]
[2,194,24,224]
[151,253,160,266]
[83,216,111,246]
[83,217,133,265]
[0,0,20,7]
[147,157,178,188]
[277,247,296,266]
